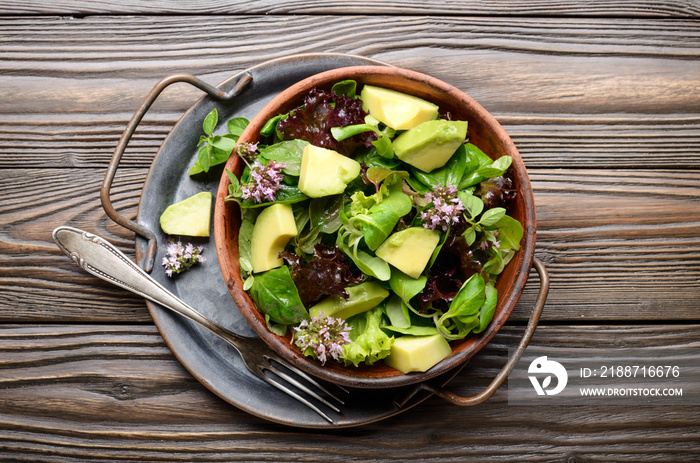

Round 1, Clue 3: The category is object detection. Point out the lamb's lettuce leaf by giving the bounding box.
[435,273,485,340]
[350,182,412,250]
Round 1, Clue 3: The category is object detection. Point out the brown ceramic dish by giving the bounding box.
[215,65,536,389]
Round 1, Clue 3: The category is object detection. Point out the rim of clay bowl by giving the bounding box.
[215,65,536,389]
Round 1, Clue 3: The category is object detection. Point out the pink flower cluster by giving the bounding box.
[236,142,258,160]
[480,231,501,250]
[292,313,352,365]
[162,239,205,277]
[241,160,286,204]
[420,185,466,232]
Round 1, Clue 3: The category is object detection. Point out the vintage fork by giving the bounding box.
[52,226,346,423]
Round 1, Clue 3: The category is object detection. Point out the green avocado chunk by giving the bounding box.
[249,203,297,273]
[360,84,439,130]
[375,227,441,279]
[308,281,390,320]
[159,191,212,237]
[393,120,468,173]
[298,144,361,198]
[384,334,452,373]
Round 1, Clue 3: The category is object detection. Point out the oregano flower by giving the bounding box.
[236,141,259,161]
[292,313,352,365]
[479,230,502,250]
[162,239,205,277]
[240,159,286,204]
[420,185,465,232]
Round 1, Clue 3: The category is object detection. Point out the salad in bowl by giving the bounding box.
[215,66,535,388]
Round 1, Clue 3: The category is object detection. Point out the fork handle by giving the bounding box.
[52,226,244,345]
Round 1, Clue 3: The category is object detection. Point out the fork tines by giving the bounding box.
[259,356,348,424]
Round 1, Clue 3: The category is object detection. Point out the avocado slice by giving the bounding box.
[384,334,452,373]
[360,85,439,130]
[159,191,212,237]
[375,227,441,279]
[393,120,468,173]
[250,203,297,273]
[308,281,390,320]
[297,144,361,198]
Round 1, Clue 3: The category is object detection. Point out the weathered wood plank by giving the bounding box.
[1,16,698,169]
[3,111,698,169]
[1,167,698,322]
[0,324,698,462]
[2,16,697,82]
[514,168,700,320]
[1,0,699,17]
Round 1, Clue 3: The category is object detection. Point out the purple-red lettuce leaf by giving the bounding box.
[277,88,377,156]
[419,233,483,310]
[476,168,518,210]
[280,244,364,307]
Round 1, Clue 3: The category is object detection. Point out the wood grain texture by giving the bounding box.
[1,167,698,323]
[1,324,698,462]
[514,168,700,321]
[0,168,148,322]
[0,16,698,168]
[1,0,699,17]
[1,8,699,461]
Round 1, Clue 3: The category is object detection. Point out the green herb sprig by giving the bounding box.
[189,109,249,175]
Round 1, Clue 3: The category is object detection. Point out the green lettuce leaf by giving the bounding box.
[353,182,412,251]
[341,307,394,367]
[248,266,308,326]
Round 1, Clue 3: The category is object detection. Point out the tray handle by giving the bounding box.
[397,257,549,407]
[100,72,253,272]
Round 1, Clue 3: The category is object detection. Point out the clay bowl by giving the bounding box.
[215,65,536,389]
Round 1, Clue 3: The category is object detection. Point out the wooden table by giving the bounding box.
[2,2,699,461]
